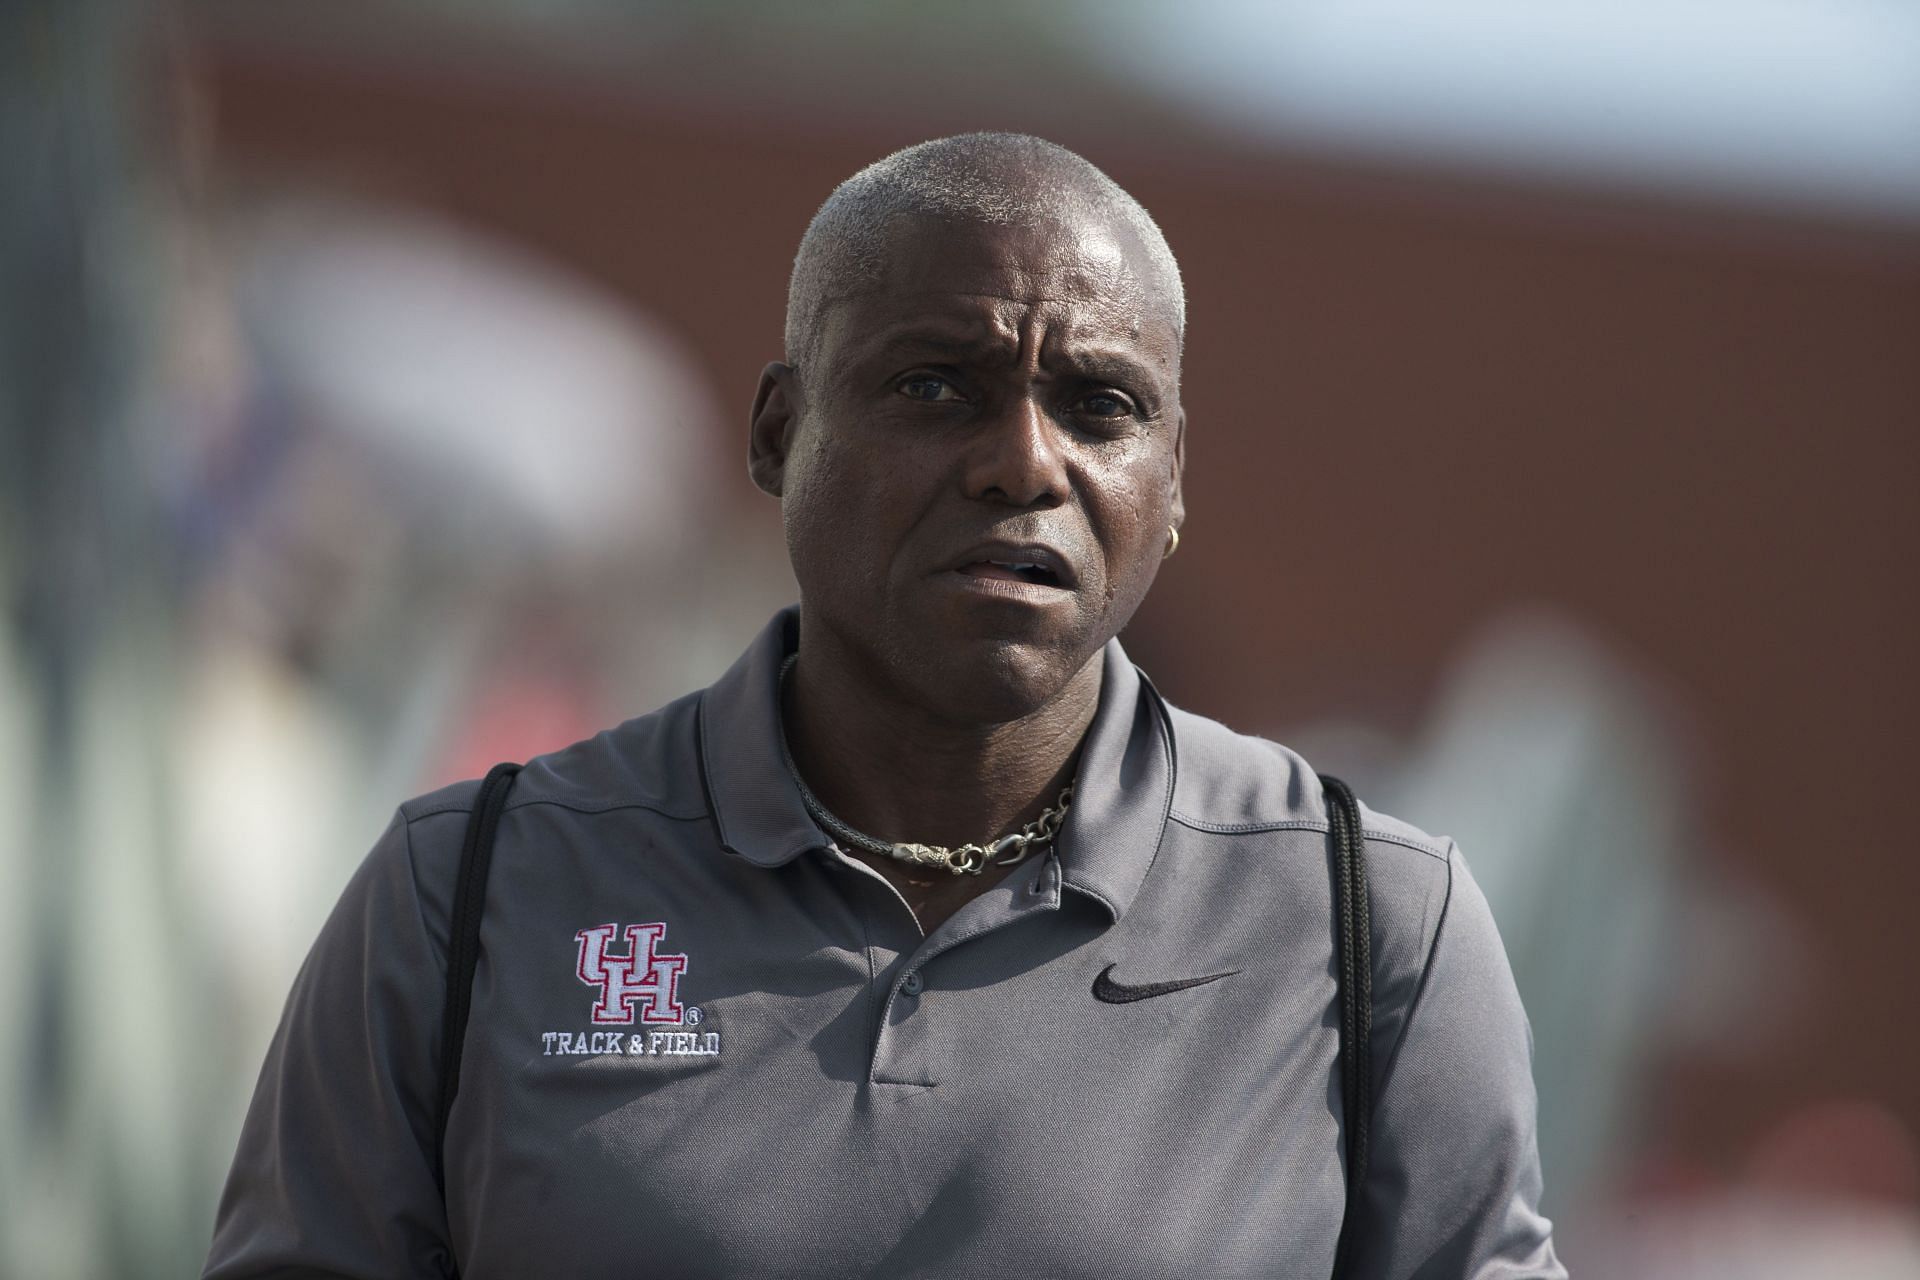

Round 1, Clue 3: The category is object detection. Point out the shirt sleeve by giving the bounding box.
[1350,842,1567,1280]
[203,807,460,1279]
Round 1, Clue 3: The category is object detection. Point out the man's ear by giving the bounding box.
[1168,407,1187,533]
[747,362,800,497]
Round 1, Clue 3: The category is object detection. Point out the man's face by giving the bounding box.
[752,210,1185,723]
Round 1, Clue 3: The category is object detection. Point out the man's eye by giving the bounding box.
[898,375,962,402]
[1075,392,1134,419]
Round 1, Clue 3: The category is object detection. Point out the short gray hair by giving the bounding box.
[784,133,1185,373]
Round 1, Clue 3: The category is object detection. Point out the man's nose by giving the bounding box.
[961,394,1068,508]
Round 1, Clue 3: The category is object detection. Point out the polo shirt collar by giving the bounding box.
[1055,638,1176,923]
[698,607,818,868]
[697,606,1175,922]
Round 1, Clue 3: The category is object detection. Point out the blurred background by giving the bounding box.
[4,1,1916,1275]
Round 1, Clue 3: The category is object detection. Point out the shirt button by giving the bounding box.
[900,970,925,997]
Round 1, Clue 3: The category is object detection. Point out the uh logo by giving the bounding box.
[549,922,719,1059]
[575,922,687,1024]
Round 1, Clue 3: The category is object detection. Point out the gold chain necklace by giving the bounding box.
[776,654,1074,876]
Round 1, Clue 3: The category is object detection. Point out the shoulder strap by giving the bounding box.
[1322,773,1373,1280]
[434,761,521,1197]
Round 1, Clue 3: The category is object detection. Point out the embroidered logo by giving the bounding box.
[543,922,721,1061]
[575,922,688,1025]
[1091,962,1239,1004]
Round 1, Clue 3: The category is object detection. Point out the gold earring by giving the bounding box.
[1163,524,1180,559]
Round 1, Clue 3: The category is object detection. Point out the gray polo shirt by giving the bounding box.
[206,608,1563,1279]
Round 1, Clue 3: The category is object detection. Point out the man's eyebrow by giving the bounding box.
[1055,346,1167,389]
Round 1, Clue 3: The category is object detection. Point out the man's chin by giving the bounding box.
[895,633,1104,728]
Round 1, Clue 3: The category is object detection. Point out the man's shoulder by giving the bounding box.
[1161,701,1451,865]
[396,686,712,830]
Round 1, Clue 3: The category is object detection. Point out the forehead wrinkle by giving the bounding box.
[838,304,1017,363]
[867,280,1156,332]
[867,219,1158,323]
[883,236,1142,303]
[886,301,1148,370]
[815,227,1176,387]
[849,286,1177,370]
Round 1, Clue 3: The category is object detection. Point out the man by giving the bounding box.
[206,134,1563,1278]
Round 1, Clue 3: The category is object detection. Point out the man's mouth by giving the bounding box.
[957,559,1065,588]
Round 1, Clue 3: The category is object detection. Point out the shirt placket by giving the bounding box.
[827,847,1065,1087]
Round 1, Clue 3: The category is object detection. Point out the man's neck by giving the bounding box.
[781,625,1101,856]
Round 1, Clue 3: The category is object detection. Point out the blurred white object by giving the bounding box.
[1386,613,1691,1208]
[1287,611,1807,1222]
[1094,0,1920,218]
[241,196,720,556]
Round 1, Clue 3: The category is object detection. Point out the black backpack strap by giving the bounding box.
[434,761,521,1197]
[1322,773,1373,1279]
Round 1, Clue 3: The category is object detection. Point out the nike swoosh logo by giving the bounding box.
[1092,963,1239,1004]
